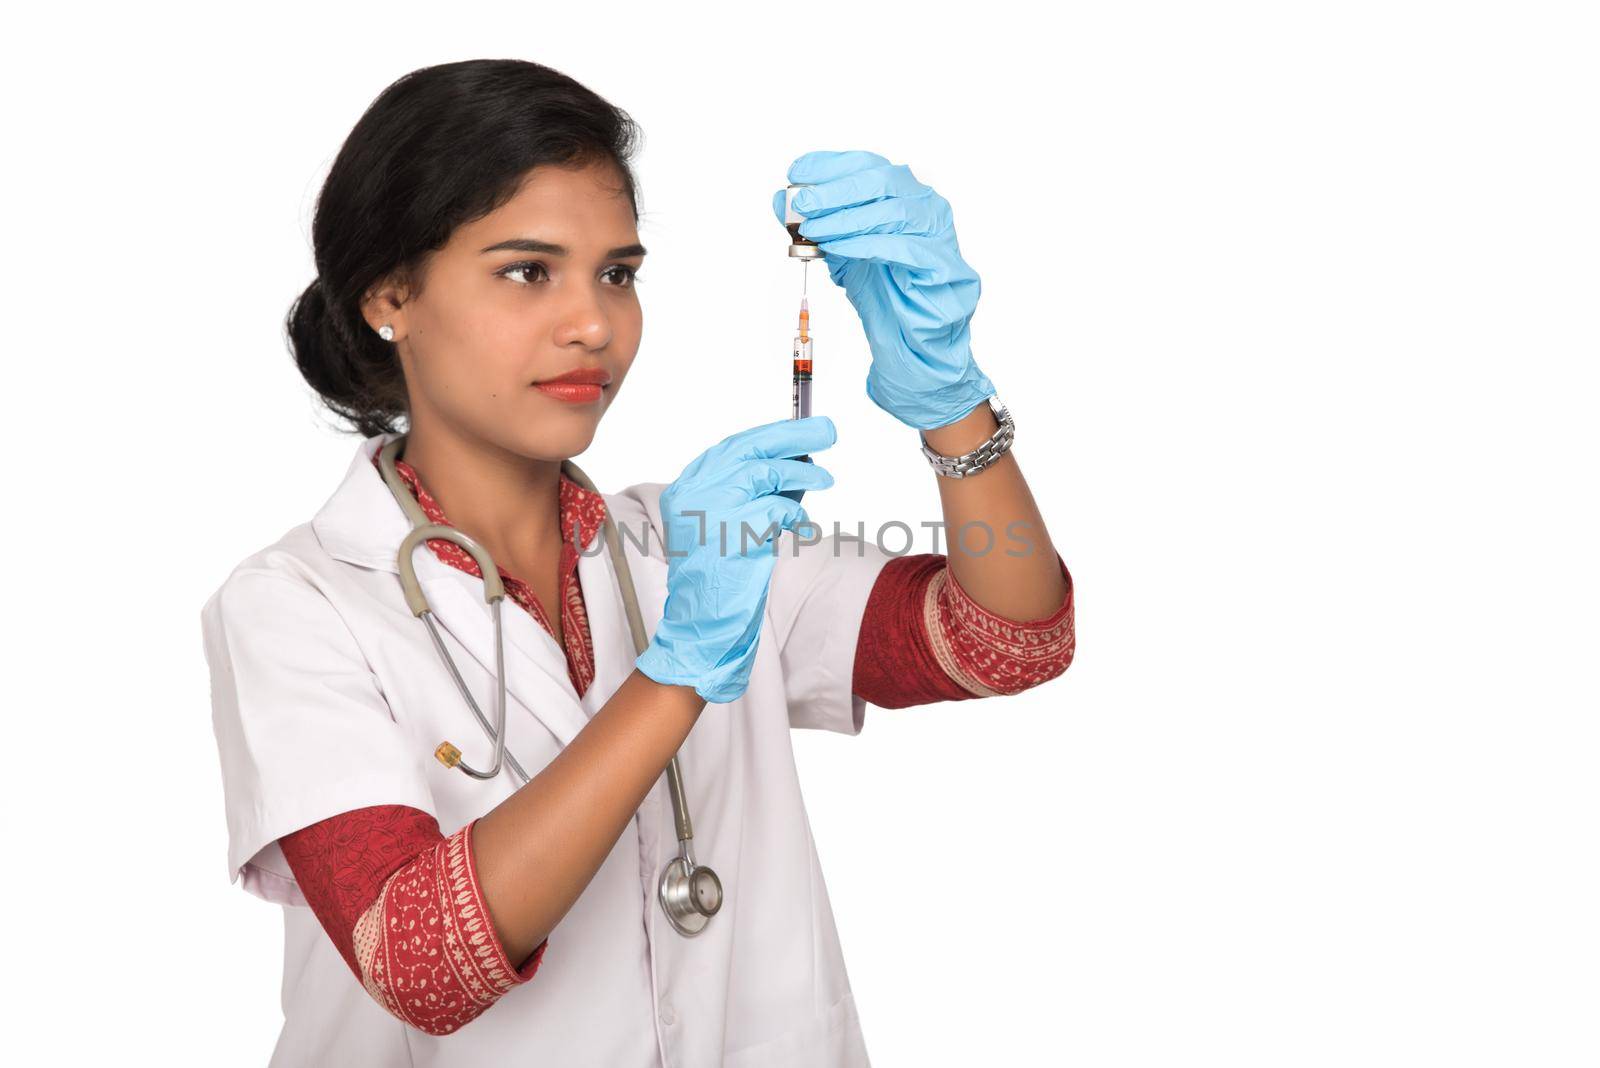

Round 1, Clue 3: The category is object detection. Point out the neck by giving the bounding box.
[398,421,563,569]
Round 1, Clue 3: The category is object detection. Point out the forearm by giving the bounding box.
[919,403,1069,621]
[470,668,706,964]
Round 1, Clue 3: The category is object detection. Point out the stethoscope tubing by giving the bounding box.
[376,434,720,935]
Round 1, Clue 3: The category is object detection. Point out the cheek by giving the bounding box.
[612,314,644,382]
[411,327,529,411]
[452,288,524,354]
[614,298,644,350]
[442,305,532,384]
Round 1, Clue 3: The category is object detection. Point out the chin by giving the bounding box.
[506,420,600,464]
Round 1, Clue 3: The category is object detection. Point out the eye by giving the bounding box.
[497,261,549,286]
[602,264,642,288]
[496,262,642,288]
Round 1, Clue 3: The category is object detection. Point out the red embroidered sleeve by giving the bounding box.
[852,550,1075,708]
[279,805,547,1036]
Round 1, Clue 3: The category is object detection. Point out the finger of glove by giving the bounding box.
[814,233,979,286]
[666,496,807,562]
[775,151,897,225]
[680,415,838,482]
[786,149,895,186]
[671,456,832,519]
[669,493,804,565]
[728,455,834,501]
[798,192,950,244]
[791,163,928,217]
[722,494,809,558]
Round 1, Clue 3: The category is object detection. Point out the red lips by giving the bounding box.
[534,367,612,386]
[532,366,610,405]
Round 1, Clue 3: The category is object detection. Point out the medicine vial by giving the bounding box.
[785,183,824,259]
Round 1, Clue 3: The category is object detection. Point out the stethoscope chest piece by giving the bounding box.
[659,856,723,937]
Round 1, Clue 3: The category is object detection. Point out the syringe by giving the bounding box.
[792,296,812,421]
[778,293,815,503]
[778,182,822,504]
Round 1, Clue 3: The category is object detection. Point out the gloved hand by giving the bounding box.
[634,415,838,704]
[771,150,996,432]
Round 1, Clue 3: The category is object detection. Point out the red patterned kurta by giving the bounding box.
[278,451,1076,1036]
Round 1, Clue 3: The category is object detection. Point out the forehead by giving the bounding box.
[456,160,636,248]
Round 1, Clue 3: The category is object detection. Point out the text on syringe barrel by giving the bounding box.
[792,335,813,419]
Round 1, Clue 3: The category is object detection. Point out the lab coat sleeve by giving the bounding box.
[767,526,897,735]
[201,565,438,907]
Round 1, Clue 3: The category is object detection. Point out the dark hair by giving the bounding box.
[285,59,644,437]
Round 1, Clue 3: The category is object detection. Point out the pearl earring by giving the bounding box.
[377,325,395,341]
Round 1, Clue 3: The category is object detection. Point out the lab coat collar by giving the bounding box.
[310,433,609,571]
[310,433,411,574]
[310,433,623,749]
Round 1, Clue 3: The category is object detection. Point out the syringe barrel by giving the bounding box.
[781,330,815,503]
[791,375,812,420]
[792,334,813,419]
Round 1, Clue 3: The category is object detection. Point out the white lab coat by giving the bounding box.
[201,432,896,1067]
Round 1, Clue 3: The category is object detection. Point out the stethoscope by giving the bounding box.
[376,435,724,937]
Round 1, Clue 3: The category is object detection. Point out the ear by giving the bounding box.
[359,272,412,340]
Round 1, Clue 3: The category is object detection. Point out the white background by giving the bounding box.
[4,2,1596,1064]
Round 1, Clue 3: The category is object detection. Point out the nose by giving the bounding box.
[552,282,613,350]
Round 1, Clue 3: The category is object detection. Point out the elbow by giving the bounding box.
[986,603,1076,698]
[391,1009,466,1039]
[373,937,548,1038]
[989,645,1075,697]
[355,945,523,1038]
[404,1012,483,1040]
[367,951,548,1037]
[353,827,546,1037]
[940,552,1075,699]
[1045,616,1077,683]
[1039,640,1076,687]
[1025,567,1076,690]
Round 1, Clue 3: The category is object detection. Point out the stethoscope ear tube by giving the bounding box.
[394,518,517,782]
[396,522,506,613]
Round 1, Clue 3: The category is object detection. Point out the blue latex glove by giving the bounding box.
[634,415,838,704]
[772,150,996,431]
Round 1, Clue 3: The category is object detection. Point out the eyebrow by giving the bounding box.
[480,238,648,258]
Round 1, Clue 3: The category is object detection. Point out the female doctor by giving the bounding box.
[201,59,1075,1067]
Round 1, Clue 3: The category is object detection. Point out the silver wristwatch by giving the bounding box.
[919,395,1014,478]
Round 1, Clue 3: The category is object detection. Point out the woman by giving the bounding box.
[202,58,1075,1067]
